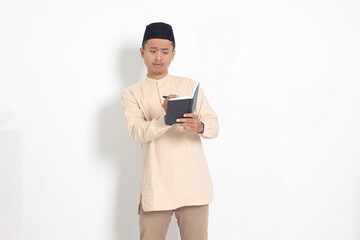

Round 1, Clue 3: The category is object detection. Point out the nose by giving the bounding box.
[155,51,162,60]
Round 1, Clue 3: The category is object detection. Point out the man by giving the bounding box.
[121,22,219,240]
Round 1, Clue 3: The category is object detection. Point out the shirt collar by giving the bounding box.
[145,74,170,82]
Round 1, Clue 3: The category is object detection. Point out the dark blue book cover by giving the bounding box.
[165,83,200,125]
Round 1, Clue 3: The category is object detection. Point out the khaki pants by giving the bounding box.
[139,204,209,240]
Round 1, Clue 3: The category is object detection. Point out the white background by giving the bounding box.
[1,0,359,239]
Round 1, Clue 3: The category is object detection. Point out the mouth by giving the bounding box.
[153,63,163,68]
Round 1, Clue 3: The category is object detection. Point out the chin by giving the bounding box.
[152,70,165,75]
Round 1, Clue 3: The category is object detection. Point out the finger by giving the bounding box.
[183,126,198,133]
[180,122,198,129]
[163,95,178,104]
[167,94,179,100]
[176,118,187,123]
[162,102,167,111]
[179,123,196,127]
[183,113,196,118]
[177,118,197,123]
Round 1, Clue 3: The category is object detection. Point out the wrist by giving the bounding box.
[197,121,204,134]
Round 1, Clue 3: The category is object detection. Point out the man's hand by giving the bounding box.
[162,95,179,113]
[176,113,204,134]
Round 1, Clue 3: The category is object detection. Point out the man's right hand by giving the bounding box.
[162,95,179,113]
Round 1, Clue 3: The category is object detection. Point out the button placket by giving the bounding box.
[156,81,165,114]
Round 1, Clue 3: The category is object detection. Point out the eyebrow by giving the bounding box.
[149,47,170,50]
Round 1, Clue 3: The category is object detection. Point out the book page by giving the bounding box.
[168,82,199,101]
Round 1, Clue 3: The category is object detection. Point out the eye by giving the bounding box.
[163,52,169,55]
[150,50,156,53]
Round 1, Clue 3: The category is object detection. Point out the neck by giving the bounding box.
[147,72,168,80]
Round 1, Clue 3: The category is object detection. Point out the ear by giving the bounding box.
[171,49,176,60]
[140,47,144,58]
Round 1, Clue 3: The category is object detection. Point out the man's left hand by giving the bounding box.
[176,113,204,134]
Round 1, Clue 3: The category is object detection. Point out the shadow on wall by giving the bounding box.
[98,46,180,240]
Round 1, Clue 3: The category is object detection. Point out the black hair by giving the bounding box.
[142,40,175,51]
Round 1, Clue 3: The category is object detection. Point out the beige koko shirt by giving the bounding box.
[121,74,219,211]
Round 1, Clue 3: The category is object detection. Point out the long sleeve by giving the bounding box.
[121,88,171,143]
[196,88,219,139]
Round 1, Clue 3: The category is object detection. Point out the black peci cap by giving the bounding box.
[142,22,175,48]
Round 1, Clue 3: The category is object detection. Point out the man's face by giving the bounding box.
[140,38,175,79]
